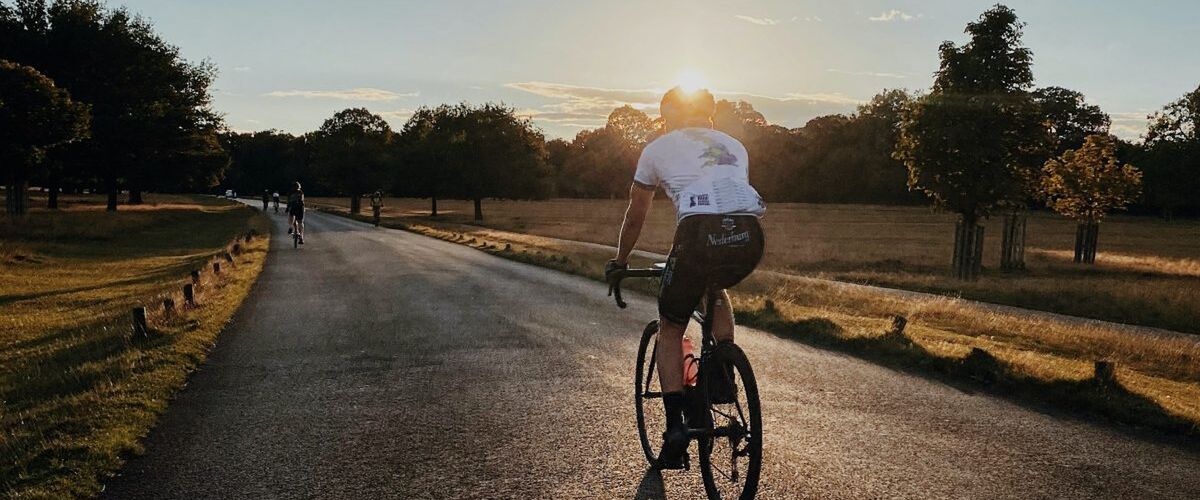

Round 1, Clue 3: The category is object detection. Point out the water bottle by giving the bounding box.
[682,335,699,387]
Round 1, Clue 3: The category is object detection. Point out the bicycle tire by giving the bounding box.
[633,320,664,466]
[698,342,762,500]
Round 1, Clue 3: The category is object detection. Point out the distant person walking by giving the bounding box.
[286,182,305,244]
[370,190,384,227]
[272,191,280,213]
[261,190,270,211]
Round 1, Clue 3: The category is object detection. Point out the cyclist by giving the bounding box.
[272,191,281,213]
[261,190,270,211]
[605,86,766,470]
[286,181,305,244]
[370,190,383,227]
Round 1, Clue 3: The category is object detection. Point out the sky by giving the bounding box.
[116,0,1200,140]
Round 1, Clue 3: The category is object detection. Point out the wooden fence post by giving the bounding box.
[131,306,148,337]
[213,262,221,274]
[163,298,175,316]
[183,283,195,306]
[191,270,201,283]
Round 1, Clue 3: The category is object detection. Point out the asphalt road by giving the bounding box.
[103,207,1200,499]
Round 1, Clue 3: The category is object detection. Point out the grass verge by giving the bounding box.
[1,194,270,498]
[322,205,1200,438]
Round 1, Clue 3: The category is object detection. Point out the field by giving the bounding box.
[315,197,1200,434]
[316,197,1200,334]
[0,193,269,498]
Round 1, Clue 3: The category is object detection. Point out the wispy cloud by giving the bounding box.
[263,88,419,101]
[869,9,918,22]
[734,14,821,26]
[826,68,908,79]
[506,81,864,134]
[1110,111,1151,140]
[379,108,416,123]
[232,66,252,73]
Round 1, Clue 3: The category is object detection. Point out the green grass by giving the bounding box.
[0,193,270,498]
[319,203,1200,438]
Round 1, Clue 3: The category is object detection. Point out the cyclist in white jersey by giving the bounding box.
[606,87,766,469]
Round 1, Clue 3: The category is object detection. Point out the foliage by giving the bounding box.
[310,108,394,210]
[0,0,225,207]
[1040,134,1142,222]
[1032,86,1110,155]
[0,59,89,185]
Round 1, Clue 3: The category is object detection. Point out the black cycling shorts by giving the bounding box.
[658,215,764,326]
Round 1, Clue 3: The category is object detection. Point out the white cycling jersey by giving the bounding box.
[633,128,766,222]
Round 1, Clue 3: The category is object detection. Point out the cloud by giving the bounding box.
[506,81,865,135]
[826,68,908,79]
[379,108,416,123]
[733,14,821,26]
[1110,111,1151,140]
[869,10,918,22]
[263,88,419,101]
[232,66,252,73]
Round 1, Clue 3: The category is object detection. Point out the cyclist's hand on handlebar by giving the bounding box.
[604,259,627,285]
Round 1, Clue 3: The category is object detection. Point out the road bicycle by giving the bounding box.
[291,217,304,248]
[609,265,762,500]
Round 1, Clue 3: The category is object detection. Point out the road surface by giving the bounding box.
[103,207,1200,499]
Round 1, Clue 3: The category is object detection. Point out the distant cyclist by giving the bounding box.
[370,190,384,227]
[272,191,281,213]
[261,190,270,211]
[605,87,766,469]
[286,181,305,244]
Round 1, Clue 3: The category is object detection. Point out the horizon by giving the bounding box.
[116,0,1200,140]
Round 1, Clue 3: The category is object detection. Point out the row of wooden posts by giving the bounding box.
[884,313,1120,387]
[129,230,256,338]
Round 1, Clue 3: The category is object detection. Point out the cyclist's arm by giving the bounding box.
[615,183,654,265]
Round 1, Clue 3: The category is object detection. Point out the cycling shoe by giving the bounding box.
[656,425,690,470]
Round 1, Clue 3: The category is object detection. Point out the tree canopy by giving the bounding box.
[1040,134,1142,222]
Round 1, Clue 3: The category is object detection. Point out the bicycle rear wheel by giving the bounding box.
[698,342,762,500]
[634,320,665,466]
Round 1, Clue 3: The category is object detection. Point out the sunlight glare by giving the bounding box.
[675,69,708,93]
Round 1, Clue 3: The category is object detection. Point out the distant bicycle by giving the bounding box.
[609,265,762,500]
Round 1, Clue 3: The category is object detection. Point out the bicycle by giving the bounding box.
[291,217,303,248]
[609,265,762,500]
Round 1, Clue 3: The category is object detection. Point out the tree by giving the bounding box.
[452,103,549,221]
[1140,85,1200,218]
[310,108,393,214]
[1039,134,1142,263]
[0,0,225,211]
[398,106,449,215]
[0,59,88,216]
[895,4,1047,279]
[1032,86,1111,155]
[221,130,307,195]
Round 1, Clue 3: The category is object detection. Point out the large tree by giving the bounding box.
[452,103,549,221]
[0,0,225,210]
[310,108,394,214]
[1032,86,1111,155]
[1039,134,1142,263]
[895,4,1047,279]
[0,59,88,216]
[1139,85,1200,218]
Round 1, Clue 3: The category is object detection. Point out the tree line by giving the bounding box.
[1,0,225,215]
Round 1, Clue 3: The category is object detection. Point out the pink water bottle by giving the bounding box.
[682,335,699,387]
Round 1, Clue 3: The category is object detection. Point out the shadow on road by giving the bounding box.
[632,468,666,499]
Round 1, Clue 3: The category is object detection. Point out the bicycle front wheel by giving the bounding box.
[698,342,762,500]
[633,320,665,466]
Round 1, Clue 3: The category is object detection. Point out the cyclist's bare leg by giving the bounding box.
[656,317,686,393]
[711,289,735,343]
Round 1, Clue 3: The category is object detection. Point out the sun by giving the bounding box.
[675,69,709,93]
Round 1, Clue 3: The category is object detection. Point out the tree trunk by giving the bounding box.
[349,194,361,214]
[128,188,143,204]
[1000,212,1027,272]
[47,171,60,209]
[5,177,30,216]
[1074,221,1100,264]
[430,195,438,217]
[952,216,984,280]
[473,197,483,222]
[106,177,118,212]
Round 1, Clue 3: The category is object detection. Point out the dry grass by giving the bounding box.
[0,193,269,498]
[314,197,1200,333]
[318,200,1200,435]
